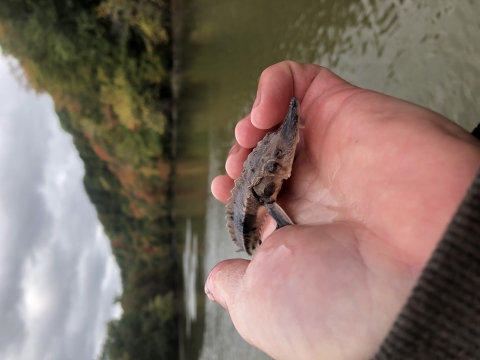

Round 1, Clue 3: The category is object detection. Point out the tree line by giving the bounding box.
[0,0,179,358]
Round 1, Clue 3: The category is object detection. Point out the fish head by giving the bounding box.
[252,97,300,201]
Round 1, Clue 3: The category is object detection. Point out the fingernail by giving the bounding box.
[204,278,216,302]
[228,142,241,156]
[253,91,261,108]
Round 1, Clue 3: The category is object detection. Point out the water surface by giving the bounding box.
[179,1,480,358]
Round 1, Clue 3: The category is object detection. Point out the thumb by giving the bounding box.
[205,259,249,310]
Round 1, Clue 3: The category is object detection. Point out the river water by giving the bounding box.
[178,1,480,359]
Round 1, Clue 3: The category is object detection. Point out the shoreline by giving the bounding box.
[169,0,185,358]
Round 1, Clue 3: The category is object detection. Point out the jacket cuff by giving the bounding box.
[373,167,480,359]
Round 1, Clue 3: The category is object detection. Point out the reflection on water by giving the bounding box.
[183,218,199,338]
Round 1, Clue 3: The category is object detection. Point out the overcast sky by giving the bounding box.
[0,50,122,360]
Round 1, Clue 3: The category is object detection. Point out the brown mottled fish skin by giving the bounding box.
[226,97,300,255]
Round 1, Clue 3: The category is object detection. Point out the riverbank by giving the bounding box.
[0,1,184,358]
[169,0,184,358]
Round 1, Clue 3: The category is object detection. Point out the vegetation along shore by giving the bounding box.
[0,0,183,358]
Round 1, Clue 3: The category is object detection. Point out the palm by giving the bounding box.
[274,88,475,266]
[234,94,428,358]
[209,62,480,360]
[233,223,408,360]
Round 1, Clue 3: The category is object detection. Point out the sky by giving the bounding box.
[0,50,122,360]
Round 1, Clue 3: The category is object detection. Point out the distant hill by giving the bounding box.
[0,1,179,358]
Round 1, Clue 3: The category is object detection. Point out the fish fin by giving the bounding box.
[265,202,294,229]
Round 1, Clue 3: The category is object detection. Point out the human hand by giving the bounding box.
[207,61,480,360]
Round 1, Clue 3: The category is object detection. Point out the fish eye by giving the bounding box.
[274,149,282,158]
[266,161,279,173]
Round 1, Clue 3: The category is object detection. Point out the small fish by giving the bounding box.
[226,97,300,255]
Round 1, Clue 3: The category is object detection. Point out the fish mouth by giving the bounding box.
[279,97,299,141]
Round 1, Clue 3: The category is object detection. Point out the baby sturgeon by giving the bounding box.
[226,97,300,255]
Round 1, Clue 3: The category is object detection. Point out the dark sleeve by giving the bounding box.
[372,164,480,360]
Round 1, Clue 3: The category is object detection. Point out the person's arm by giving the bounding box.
[208,62,480,360]
[373,142,480,359]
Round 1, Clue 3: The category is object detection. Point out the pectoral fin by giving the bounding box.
[265,202,294,229]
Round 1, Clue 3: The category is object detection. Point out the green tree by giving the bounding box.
[0,1,179,358]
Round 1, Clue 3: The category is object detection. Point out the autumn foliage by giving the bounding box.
[0,0,179,359]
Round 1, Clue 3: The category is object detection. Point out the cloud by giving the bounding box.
[0,58,52,357]
[0,51,122,360]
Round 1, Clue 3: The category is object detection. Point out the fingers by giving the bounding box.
[214,61,352,205]
[205,259,249,310]
[211,143,249,204]
[226,116,270,182]
[251,61,348,130]
[225,145,250,179]
[235,115,270,148]
[211,175,233,204]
